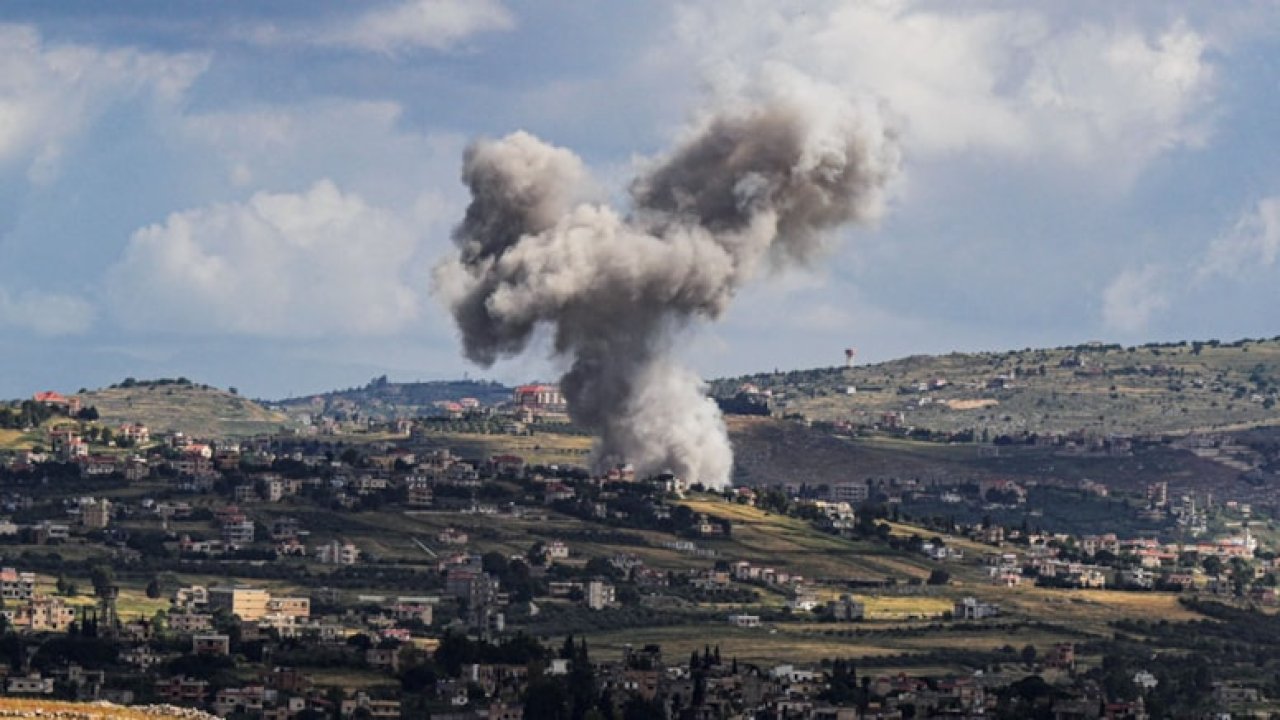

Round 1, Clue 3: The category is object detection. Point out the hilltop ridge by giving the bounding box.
[711,336,1280,439]
[272,376,513,420]
[77,378,293,438]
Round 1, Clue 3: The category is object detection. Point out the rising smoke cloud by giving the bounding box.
[434,72,900,488]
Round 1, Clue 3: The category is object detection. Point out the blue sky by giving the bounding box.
[0,0,1277,399]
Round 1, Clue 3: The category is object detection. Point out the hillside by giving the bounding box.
[713,336,1280,438]
[79,381,293,438]
[273,376,513,420]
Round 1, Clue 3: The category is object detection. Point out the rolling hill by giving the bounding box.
[713,336,1280,439]
[78,381,294,438]
[272,376,514,420]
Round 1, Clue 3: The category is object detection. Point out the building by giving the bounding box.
[168,611,214,634]
[826,595,865,621]
[3,595,77,632]
[586,580,615,611]
[209,586,271,621]
[6,675,54,695]
[513,384,567,414]
[830,482,869,504]
[173,585,209,609]
[222,520,256,547]
[0,567,36,601]
[32,522,70,545]
[954,597,1000,620]
[728,614,762,628]
[193,634,231,656]
[546,540,570,560]
[267,596,311,619]
[315,540,360,565]
[437,528,469,546]
[340,692,401,719]
[406,476,434,507]
[82,498,112,530]
[157,677,208,704]
[118,423,150,445]
[1045,643,1076,671]
[33,390,80,415]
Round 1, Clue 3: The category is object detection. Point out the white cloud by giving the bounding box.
[1196,197,1280,281]
[0,286,93,336]
[0,24,206,185]
[106,180,429,337]
[179,99,467,212]
[674,2,1215,180]
[256,0,514,54]
[1102,265,1169,334]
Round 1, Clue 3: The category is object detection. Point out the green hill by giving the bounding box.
[714,336,1280,438]
[79,380,293,438]
[273,376,513,420]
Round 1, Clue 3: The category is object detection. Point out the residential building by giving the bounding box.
[315,540,360,565]
[193,634,231,656]
[586,580,616,611]
[222,520,256,547]
[0,567,36,601]
[954,597,1000,620]
[82,498,112,530]
[209,586,271,621]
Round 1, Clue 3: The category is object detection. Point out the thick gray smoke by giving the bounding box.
[435,78,900,489]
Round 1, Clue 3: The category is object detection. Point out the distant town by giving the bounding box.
[0,376,1279,719]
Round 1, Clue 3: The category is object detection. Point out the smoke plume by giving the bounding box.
[435,75,900,488]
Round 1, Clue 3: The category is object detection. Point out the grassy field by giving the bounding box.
[680,499,934,581]
[0,698,200,719]
[583,616,1091,669]
[0,428,31,450]
[718,337,1280,439]
[411,430,594,466]
[77,383,293,437]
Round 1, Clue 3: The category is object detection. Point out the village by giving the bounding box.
[0,385,1278,717]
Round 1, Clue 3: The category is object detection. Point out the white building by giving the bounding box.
[316,539,361,565]
[586,580,615,611]
[954,597,1000,620]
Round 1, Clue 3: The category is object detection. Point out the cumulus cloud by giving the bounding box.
[179,99,466,211]
[1196,197,1280,281]
[0,287,93,336]
[674,2,1214,179]
[1102,265,1169,334]
[255,0,514,54]
[106,180,427,337]
[0,24,206,185]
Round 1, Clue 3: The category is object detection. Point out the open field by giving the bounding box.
[584,616,1093,669]
[0,698,215,720]
[680,499,934,580]
[411,430,594,466]
[0,428,32,450]
[718,337,1280,439]
[77,383,293,437]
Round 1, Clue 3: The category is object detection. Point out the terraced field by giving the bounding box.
[0,699,216,720]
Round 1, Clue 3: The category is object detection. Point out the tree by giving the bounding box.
[89,565,115,598]
[926,569,951,586]
[524,678,569,720]
[145,578,162,599]
[1020,644,1037,667]
[1203,555,1224,577]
